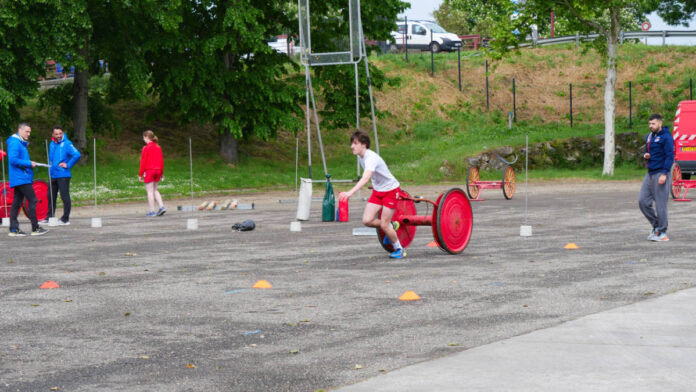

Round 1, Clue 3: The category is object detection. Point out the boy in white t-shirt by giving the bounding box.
[338,130,405,259]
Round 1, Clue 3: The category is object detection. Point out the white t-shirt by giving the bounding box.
[359,149,399,192]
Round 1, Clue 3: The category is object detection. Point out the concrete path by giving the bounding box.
[337,287,696,391]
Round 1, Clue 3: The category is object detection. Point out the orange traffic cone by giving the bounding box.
[40,281,60,289]
[398,290,421,301]
[252,280,272,289]
[426,241,438,247]
[564,242,579,249]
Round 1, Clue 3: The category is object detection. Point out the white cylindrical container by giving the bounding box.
[520,225,532,237]
[187,218,198,230]
[290,221,301,232]
[1,218,9,227]
[48,217,59,226]
[91,217,102,228]
[296,178,312,221]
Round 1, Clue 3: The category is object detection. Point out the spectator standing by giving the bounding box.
[639,113,674,242]
[6,123,48,236]
[139,130,166,217]
[45,126,81,225]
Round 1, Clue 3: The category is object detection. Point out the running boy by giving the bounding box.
[338,130,404,259]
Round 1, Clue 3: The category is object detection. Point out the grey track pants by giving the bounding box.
[638,172,670,234]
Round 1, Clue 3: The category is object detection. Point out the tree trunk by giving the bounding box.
[602,10,620,176]
[219,132,239,164]
[73,38,89,152]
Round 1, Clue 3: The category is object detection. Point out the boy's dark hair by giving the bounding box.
[52,125,63,132]
[649,113,663,121]
[350,130,370,149]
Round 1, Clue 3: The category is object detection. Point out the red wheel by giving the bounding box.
[0,181,13,219]
[502,166,515,200]
[23,180,49,221]
[435,188,473,254]
[466,166,480,199]
[377,189,418,253]
[671,163,683,199]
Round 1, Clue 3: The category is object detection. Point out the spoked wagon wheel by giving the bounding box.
[376,190,418,253]
[466,166,480,200]
[502,165,516,200]
[671,163,683,199]
[434,188,473,254]
[0,181,13,220]
[23,180,50,221]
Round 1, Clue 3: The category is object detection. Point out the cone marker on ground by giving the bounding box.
[252,280,272,289]
[40,281,60,289]
[426,241,438,247]
[564,242,579,249]
[399,290,421,301]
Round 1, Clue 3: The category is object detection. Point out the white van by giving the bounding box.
[388,20,463,53]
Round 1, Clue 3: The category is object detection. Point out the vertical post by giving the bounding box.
[525,134,529,225]
[93,138,97,212]
[189,137,194,206]
[45,140,54,218]
[569,83,573,128]
[404,16,408,63]
[485,60,490,111]
[512,78,517,122]
[690,78,693,100]
[629,81,633,129]
[458,48,462,91]
[430,29,434,77]
[305,65,312,178]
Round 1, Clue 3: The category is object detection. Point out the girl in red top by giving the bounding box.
[139,130,166,216]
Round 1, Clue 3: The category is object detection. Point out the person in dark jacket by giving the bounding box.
[639,113,674,242]
[6,123,48,236]
[139,130,166,217]
[45,126,81,225]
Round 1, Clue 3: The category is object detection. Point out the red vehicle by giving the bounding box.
[670,100,696,201]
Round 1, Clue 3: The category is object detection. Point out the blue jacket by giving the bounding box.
[49,135,81,178]
[6,133,34,187]
[645,126,674,175]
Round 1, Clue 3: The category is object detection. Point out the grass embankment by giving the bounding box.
[17,44,695,203]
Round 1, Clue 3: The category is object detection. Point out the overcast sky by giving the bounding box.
[401,0,443,21]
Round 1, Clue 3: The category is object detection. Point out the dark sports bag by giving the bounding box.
[232,219,256,231]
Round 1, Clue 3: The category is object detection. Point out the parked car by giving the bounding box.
[388,20,463,53]
[267,35,299,55]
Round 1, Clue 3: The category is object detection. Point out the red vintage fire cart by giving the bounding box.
[1,150,50,221]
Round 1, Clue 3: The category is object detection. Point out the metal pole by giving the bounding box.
[458,47,462,91]
[525,134,528,225]
[189,137,194,206]
[361,38,380,155]
[295,135,299,193]
[45,140,54,218]
[629,81,633,129]
[569,83,573,128]
[355,63,360,129]
[305,65,312,178]
[430,29,434,77]
[307,74,328,176]
[93,138,97,212]
[1,140,7,220]
[405,16,408,63]
[485,60,490,111]
[513,78,517,122]
[690,78,693,100]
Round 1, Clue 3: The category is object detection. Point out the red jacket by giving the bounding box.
[139,142,164,177]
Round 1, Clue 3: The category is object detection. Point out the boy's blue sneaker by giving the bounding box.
[157,207,166,216]
[389,247,406,259]
[146,211,156,217]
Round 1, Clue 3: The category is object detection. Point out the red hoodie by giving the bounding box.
[139,142,164,177]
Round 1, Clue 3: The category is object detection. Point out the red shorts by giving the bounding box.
[143,170,162,183]
[368,187,401,210]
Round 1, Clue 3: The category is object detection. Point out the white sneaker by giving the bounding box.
[652,232,669,242]
[647,228,657,241]
[57,220,70,226]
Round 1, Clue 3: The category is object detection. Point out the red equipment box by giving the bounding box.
[673,100,696,177]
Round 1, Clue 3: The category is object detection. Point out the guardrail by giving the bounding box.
[518,30,696,48]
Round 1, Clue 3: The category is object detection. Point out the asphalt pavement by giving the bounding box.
[1,181,695,391]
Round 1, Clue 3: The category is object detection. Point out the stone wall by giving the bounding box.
[464,132,646,172]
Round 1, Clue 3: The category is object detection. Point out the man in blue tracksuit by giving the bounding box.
[639,113,674,242]
[46,126,81,225]
[6,123,48,236]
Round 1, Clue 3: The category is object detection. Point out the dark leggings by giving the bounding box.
[10,183,38,232]
[48,177,72,222]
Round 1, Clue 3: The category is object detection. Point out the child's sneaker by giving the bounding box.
[146,211,156,217]
[652,232,669,242]
[57,219,70,226]
[8,229,27,237]
[157,207,166,216]
[31,227,48,236]
[389,247,406,259]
